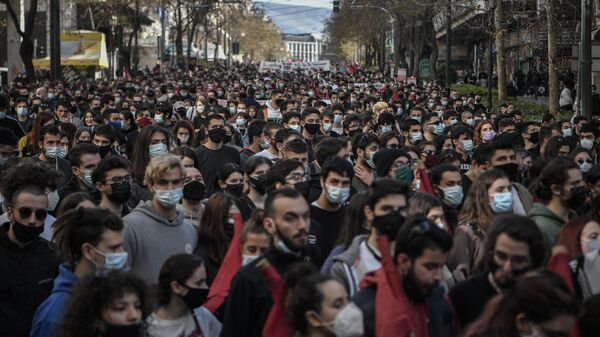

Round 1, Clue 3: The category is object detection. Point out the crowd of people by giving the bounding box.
[0,62,599,337]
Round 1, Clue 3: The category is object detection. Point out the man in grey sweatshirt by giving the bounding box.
[123,154,198,283]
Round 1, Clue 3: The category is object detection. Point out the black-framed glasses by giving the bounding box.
[578,158,593,165]
[17,207,48,221]
[103,175,132,185]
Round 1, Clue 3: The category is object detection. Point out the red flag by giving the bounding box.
[260,265,295,337]
[203,213,243,313]
[417,168,434,194]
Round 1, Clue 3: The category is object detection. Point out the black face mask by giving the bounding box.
[180,286,209,310]
[248,174,267,195]
[566,186,589,209]
[225,183,243,198]
[222,134,232,144]
[304,123,320,135]
[208,128,227,143]
[494,163,519,182]
[107,181,131,204]
[348,129,361,138]
[372,212,405,240]
[98,145,112,158]
[294,181,310,200]
[529,132,539,144]
[12,221,44,243]
[183,180,206,201]
[102,323,142,337]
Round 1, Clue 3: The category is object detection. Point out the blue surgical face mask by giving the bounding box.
[44,146,60,159]
[462,139,474,152]
[154,114,164,123]
[441,185,463,208]
[434,123,445,135]
[381,125,393,133]
[149,143,168,157]
[242,254,258,266]
[91,246,128,276]
[334,114,343,124]
[155,187,183,208]
[490,192,513,213]
[410,132,423,143]
[323,123,333,133]
[562,128,572,137]
[326,185,350,204]
[0,111,5,119]
[289,124,301,132]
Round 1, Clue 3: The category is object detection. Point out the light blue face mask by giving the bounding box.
[149,143,168,157]
[462,139,474,152]
[491,192,513,213]
[91,246,129,277]
[441,185,463,208]
[434,123,445,135]
[381,125,393,133]
[323,123,333,133]
[334,114,343,124]
[326,185,351,204]
[44,146,60,159]
[155,187,183,208]
[562,128,573,137]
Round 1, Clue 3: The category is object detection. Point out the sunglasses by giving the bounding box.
[578,158,593,165]
[16,207,48,221]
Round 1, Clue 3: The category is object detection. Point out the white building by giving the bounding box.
[284,33,324,61]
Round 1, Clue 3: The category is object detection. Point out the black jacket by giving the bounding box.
[0,223,61,337]
[220,246,312,337]
[448,272,497,328]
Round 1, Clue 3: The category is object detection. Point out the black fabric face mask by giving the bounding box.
[294,181,310,200]
[12,221,44,243]
[180,286,209,310]
[183,180,206,201]
[304,123,320,135]
[565,186,588,209]
[494,163,519,182]
[107,181,131,204]
[102,323,142,337]
[225,183,243,198]
[248,174,267,195]
[372,212,406,240]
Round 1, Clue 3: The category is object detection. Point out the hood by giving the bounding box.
[332,234,368,265]
[130,201,186,227]
[528,203,565,222]
[52,263,80,294]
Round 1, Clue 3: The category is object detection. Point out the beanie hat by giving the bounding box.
[373,149,411,177]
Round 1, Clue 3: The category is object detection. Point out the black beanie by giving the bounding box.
[373,148,411,177]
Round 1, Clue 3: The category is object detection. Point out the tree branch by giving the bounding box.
[1,0,26,37]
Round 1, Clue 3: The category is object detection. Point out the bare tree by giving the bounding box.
[494,0,507,101]
[546,0,560,114]
[1,0,39,82]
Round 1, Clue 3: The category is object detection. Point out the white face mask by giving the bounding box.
[320,302,364,337]
[46,190,60,211]
[241,254,258,266]
[326,185,351,204]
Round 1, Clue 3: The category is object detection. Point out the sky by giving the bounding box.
[261,0,332,9]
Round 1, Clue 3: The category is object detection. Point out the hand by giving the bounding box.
[551,245,569,257]
[355,165,374,186]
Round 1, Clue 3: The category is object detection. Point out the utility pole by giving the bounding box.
[487,0,495,111]
[133,0,140,76]
[49,0,61,80]
[581,0,592,118]
[445,0,452,87]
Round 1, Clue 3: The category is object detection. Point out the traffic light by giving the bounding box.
[333,0,340,13]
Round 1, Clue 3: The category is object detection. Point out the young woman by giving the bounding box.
[237,156,272,220]
[195,192,240,286]
[285,265,364,337]
[83,111,95,128]
[571,148,595,174]
[56,192,96,217]
[408,192,447,231]
[474,120,496,145]
[75,127,92,144]
[57,271,150,337]
[147,254,221,337]
[131,125,172,187]
[216,163,244,198]
[448,169,513,281]
[464,271,579,337]
[557,216,600,300]
[543,135,571,158]
[172,146,199,169]
[173,120,195,148]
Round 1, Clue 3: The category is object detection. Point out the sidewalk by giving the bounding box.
[516,96,549,106]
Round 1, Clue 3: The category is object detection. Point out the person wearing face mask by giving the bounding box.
[330,180,410,296]
[529,157,588,249]
[449,170,513,281]
[0,127,19,170]
[377,112,396,135]
[123,155,198,283]
[216,163,244,198]
[194,114,241,196]
[331,104,345,135]
[422,112,444,141]
[401,119,423,146]
[578,123,598,155]
[94,155,134,218]
[57,144,101,209]
[172,120,195,147]
[286,265,364,337]
[311,157,354,259]
[431,164,464,232]
[0,94,26,138]
[372,149,414,185]
[57,270,150,337]
[450,126,474,173]
[92,125,119,158]
[351,133,380,192]
[462,271,579,337]
[148,254,221,337]
[221,188,317,337]
[353,217,455,337]
[36,125,73,188]
[237,156,271,220]
[240,120,268,165]
[301,108,322,148]
[519,122,541,152]
[449,215,547,329]
[177,167,206,228]
[30,208,126,337]
[14,96,33,132]
[0,184,61,337]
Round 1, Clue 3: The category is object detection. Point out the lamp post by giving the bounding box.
[487,0,496,111]
[49,0,60,80]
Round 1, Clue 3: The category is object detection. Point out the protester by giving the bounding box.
[93,155,133,217]
[178,166,206,227]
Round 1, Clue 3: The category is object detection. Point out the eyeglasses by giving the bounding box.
[578,158,593,165]
[286,172,309,183]
[16,207,48,221]
[103,175,132,185]
[387,144,399,149]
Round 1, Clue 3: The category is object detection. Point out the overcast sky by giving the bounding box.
[262,0,332,9]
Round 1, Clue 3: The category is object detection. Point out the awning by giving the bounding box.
[33,30,108,69]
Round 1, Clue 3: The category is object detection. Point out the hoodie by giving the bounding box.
[123,201,198,283]
[330,235,371,296]
[528,202,566,248]
[30,263,79,337]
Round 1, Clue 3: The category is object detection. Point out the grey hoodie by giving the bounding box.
[123,201,198,283]
[330,235,369,296]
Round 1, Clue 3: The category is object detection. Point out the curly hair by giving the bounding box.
[57,271,150,337]
[459,169,509,233]
[0,158,62,206]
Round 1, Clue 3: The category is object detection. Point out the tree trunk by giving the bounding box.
[494,0,508,101]
[20,36,36,83]
[547,0,560,114]
[175,0,184,69]
[428,19,438,80]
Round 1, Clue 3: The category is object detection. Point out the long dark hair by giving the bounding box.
[157,254,204,306]
[198,193,237,265]
[132,125,171,184]
[336,191,369,248]
[57,271,150,337]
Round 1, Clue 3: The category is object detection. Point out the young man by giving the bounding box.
[330,179,410,296]
[450,126,474,173]
[422,112,444,141]
[37,124,72,188]
[93,155,133,217]
[194,114,241,196]
[58,143,101,203]
[352,133,380,193]
[282,111,302,132]
[518,122,541,152]
[92,124,118,158]
[449,214,545,328]
[55,99,81,126]
[431,164,463,232]
[307,137,348,202]
[0,127,18,168]
[123,154,198,282]
[178,167,206,228]
[311,157,354,259]
[402,118,423,146]
[0,184,60,336]
[254,122,281,161]
[282,138,309,166]
[353,217,453,337]
[14,96,33,132]
[30,208,125,337]
[240,120,267,165]
[221,188,314,337]
[528,157,585,248]
[301,107,322,143]
[0,94,25,138]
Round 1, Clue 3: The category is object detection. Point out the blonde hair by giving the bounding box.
[144,154,185,186]
[372,101,389,114]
